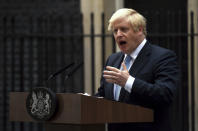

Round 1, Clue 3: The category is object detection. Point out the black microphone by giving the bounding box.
[65,61,83,80]
[46,62,75,82]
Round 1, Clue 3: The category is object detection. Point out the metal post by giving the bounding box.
[190,11,195,131]
[91,13,95,94]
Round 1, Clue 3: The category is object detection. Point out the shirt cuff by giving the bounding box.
[124,76,135,93]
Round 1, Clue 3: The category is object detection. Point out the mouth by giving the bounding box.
[119,41,127,45]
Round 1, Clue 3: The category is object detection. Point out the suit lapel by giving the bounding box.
[112,53,125,68]
[129,42,151,77]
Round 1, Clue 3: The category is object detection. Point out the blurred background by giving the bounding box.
[0,0,197,131]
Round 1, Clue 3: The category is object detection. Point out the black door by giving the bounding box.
[124,0,188,131]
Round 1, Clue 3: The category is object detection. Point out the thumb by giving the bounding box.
[122,62,127,71]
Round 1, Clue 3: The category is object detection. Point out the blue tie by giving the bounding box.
[124,55,132,69]
[114,55,132,101]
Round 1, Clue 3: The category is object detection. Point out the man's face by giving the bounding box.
[112,17,142,54]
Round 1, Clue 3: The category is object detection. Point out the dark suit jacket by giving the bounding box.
[95,41,180,131]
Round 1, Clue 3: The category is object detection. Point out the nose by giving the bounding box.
[116,29,123,37]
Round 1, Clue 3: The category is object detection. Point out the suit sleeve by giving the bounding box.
[130,51,180,108]
[94,56,110,97]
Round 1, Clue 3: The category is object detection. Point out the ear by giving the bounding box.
[137,26,144,35]
[138,26,143,32]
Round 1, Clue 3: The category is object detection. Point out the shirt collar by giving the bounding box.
[126,38,147,60]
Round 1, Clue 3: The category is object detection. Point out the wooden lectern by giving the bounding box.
[9,92,153,131]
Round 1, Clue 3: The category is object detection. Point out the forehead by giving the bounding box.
[112,17,131,29]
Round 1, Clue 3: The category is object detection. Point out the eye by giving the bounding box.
[121,27,129,32]
[113,29,118,34]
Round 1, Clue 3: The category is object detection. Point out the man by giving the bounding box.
[95,8,180,131]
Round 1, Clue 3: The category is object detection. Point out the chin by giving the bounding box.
[119,45,128,53]
[120,49,128,54]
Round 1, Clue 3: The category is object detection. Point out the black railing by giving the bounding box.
[0,14,84,131]
[190,11,195,131]
[90,13,95,94]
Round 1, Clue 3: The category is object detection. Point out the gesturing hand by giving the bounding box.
[103,62,130,87]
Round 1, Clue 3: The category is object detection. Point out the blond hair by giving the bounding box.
[108,8,147,36]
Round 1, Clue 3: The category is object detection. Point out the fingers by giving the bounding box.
[104,76,117,84]
[103,70,119,76]
[103,74,116,84]
[103,65,129,86]
[103,66,120,84]
[106,66,120,73]
[103,66,120,76]
[103,74,118,80]
[103,71,119,84]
